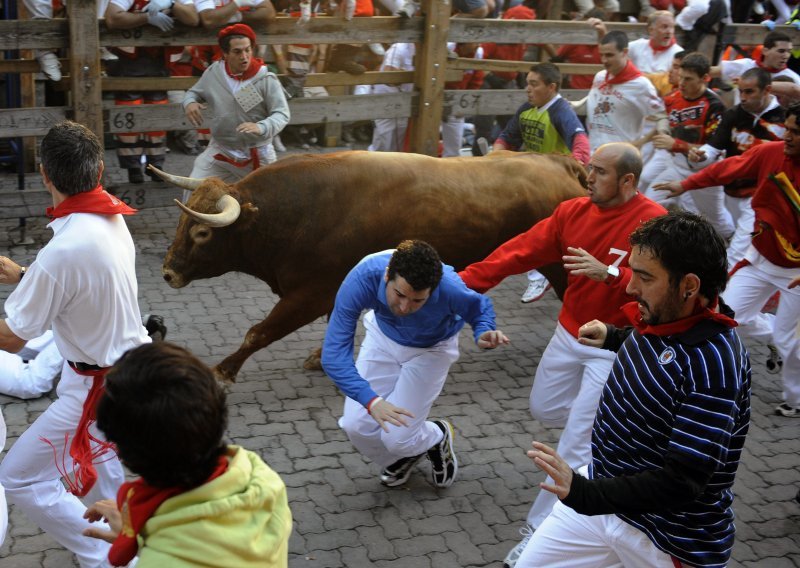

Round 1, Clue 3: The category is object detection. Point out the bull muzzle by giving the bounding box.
[146,165,205,192]
[174,195,241,228]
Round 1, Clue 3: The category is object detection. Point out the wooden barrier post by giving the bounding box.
[67,0,103,138]
[410,0,450,156]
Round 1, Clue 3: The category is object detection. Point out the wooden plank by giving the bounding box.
[0,107,69,138]
[68,0,103,137]
[18,1,38,173]
[0,17,784,50]
[104,93,415,132]
[443,88,588,116]
[449,57,602,75]
[0,183,184,218]
[410,0,451,156]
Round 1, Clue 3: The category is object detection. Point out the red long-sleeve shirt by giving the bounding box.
[459,194,666,337]
[682,141,800,268]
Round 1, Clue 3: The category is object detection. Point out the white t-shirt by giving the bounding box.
[4,212,149,367]
[375,43,416,94]
[721,58,800,84]
[586,71,665,153]
[627,38,684,73]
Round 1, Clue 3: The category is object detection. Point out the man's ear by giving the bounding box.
[682,273,701,301]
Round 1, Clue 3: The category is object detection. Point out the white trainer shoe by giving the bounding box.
[37,51,62,81]
[503,524,535,567]
[521,277,552,303]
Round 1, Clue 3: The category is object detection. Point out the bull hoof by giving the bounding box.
[303,347,323,371]
[212,365,237,384]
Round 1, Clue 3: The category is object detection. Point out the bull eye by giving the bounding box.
[190,224,212,244]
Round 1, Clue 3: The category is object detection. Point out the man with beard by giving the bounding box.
[516,211,751,568]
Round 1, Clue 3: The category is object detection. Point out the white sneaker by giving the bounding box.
[395,0,416,18]
[100,47,119,61]
[37,51,62,81]
[521,277,552,303]
[503,524,534,568]
[273,135,286,153]
[477,137,490,156]
[368,43,385,56]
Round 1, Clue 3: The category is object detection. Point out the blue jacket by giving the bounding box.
[322,251,496,406]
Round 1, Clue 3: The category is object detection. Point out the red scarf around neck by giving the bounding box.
[621,297,737,337]
[108,455,229,567]
[650,36,676,53]
[757,59,786,74]
[224,57,264,81]
[46,185,137,219]
[600,60,643,89]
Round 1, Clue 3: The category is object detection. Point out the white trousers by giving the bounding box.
[0,332,63,399]
[184,141,277,202]
[441,115,465,157]
[527,323,616,528]
[518,499,677,568]
[722,255,800,407]
[642,152,734,239]
[368,117,409,153]
[0,364,123,568]
[338,311,459,469]
[725,197,755,269]
[0,405,6,548]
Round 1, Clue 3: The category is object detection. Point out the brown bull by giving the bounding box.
[152,150,586,382]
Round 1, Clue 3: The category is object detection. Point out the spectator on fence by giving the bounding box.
[472,0,536,155]
[569,0,619,19]
[83,342,292,567]
[368,42,416,152]
[182,23,289,198]
[324,0,385,76]
[442,43,485,157]
[104,0,199,184]
[551,8,605,90]
[583,30,665,153]
[195,0,275,27]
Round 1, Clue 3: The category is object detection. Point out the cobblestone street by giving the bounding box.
[0,147,798,567]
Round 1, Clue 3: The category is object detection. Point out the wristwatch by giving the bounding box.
[605,265,620,282]
[19,266,26,280]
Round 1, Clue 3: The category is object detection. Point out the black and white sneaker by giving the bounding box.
[381,454,424,487]
[766,344,783,374]
[776,402,800,417]
[144,314,167,342]
[427,419,458,488]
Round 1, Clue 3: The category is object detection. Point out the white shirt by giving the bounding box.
[4,212,149,367]
[586,70,665,153]
[627,38,684,73]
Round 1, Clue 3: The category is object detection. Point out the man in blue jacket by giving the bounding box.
[322,240,509,488]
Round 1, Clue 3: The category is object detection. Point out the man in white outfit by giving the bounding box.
[0,121,150,568]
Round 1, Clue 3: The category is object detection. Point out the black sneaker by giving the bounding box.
[144,314,167,342]
[128,167,144,184]
[380,453,424,487]
[427,420,457,488]
[766,344,783,374]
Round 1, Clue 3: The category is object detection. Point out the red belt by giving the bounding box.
[213,147,260,170]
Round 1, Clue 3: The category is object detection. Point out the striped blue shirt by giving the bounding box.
[590,324,751,567]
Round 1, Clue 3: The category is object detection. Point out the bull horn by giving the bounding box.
[147,165,205,192]
[173,194,241,228]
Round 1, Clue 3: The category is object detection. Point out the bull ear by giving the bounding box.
[235,203,260,230]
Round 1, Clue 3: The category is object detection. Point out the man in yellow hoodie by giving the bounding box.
[82,342,292,567]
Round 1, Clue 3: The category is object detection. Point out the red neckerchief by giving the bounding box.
[757,59,786,74]
[46,185,137,219]
[224,57,264,81]
[621,297,737,337]
[600,60,643,89]
[650,36,676,53]
[108,455,229,567]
